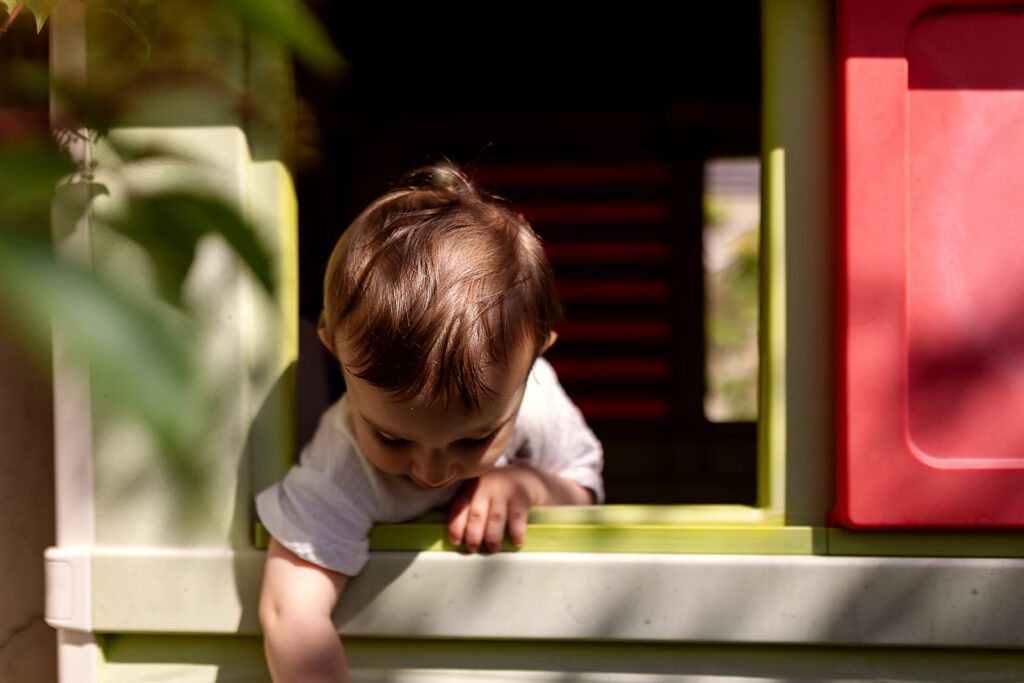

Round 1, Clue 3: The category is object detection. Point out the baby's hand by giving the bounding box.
[447,463,545,553]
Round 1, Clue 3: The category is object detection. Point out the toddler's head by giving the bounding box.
[321,165,561,407]
[319,166,561,488]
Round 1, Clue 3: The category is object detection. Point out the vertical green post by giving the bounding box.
[759,0,835,526]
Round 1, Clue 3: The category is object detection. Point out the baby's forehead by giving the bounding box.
[401,353,533,407]
[353,364,528,440]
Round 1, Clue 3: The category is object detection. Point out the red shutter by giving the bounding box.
[836,0,1024,527]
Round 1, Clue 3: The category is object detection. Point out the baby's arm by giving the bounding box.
[259,538,351,683]
[448,358,603,553]
[448,464,593,552]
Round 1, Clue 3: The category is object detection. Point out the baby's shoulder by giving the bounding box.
[296,394,361,471]
[520,356,567,413]
[515,356,572,439]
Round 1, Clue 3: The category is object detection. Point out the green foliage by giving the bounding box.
[0,130,277,490]
[1,0,58,32]
[704,192,760,422]
[0,138,76,221]
[2,0,343,71]
[213,0,343,75]
[106,192,276,306]
[80,0,158,56]
[0,0,339,488]
[0,232,201,460]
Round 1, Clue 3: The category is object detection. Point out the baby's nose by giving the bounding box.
[413,450,455,487]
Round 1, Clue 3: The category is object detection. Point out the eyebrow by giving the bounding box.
[361,409,517,442]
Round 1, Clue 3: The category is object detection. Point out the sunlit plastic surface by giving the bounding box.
[837,0,1024,527]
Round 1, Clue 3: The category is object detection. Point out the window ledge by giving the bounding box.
[46,546,1024,649]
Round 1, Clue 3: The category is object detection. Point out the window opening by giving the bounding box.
[703,157,760,423]
[295,2,761,505]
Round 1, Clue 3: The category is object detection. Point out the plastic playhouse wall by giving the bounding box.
[42,1,1024,682]
[835,0,1024,528]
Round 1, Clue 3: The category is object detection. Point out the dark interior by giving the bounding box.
[295,2,762,504]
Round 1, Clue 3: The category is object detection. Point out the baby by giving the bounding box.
[256,166,604,682]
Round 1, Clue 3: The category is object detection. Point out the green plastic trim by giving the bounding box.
[406,504,782,526]
[100,634,1024,682]
[829,529,1024,558]
[759,0,835,526]
[260,516,1024,557]
[254,505,821,555]
[368,522,825,555]
[758,145,787,518]
[254,521,272,550]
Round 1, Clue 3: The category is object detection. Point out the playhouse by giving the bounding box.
[38,0,1024,681]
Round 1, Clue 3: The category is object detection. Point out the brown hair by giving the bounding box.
[321,165,562,410]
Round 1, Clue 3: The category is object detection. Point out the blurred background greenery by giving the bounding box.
[0,0,340,486]
[703,157,760,423]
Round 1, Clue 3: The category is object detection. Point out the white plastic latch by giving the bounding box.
[44,546,92,632]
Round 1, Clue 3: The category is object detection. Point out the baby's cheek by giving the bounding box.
[358,439,409,476]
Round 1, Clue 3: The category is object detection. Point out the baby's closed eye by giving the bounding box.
[455,433,497,451]
[374,431,409,448]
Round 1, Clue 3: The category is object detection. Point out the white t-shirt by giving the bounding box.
[256,357,604,577]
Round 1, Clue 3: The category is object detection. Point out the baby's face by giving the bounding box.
[333,337,537,490]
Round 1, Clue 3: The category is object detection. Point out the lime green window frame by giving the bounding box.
[254,0,836,558]
[386,0,836,554]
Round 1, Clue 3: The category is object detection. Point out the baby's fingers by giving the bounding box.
[447,481,477,547]
[507,500,529,548]
[462,495,491,553]
[483,498,509,553]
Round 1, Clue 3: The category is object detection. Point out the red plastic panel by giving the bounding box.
[836,0,1024,527]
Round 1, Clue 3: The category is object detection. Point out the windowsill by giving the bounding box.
[46,544,1024,650]
[44,507,1024,647]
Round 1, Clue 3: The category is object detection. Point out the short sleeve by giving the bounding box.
[256,398,376,577]
[514,357,605,503]
[256,395,457,577]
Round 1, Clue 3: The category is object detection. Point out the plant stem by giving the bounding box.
[0,2,25,37]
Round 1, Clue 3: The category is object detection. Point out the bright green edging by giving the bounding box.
[255,505,817,554]
[365,504,823,556]
[758,0,835,527]
[829,529,1024,558]
[404,504,782,526]
[261,518,1024,557]
[368,523,825,555]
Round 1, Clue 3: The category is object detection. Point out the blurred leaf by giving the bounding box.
[0,138,77,223]
[81,0,158,56]
[103,135,192,166]
[1,0,56,31]
[213,0,343,75]
[51,180,110,243]
[0,231,203,462]
[24,0,56,30]
[0,1,23,32]
[106,192,275,305]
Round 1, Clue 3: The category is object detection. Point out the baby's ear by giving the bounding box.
[317,324,337,357]
[540,330,558,355]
